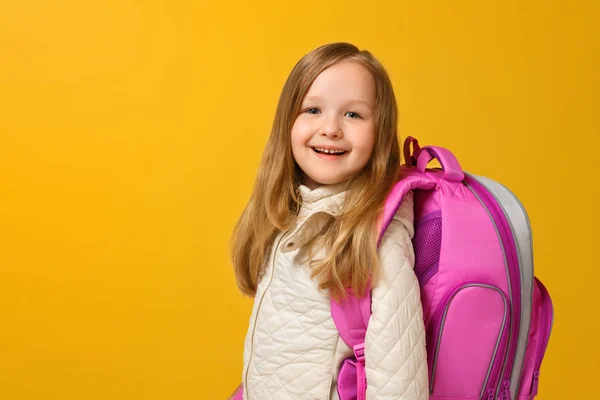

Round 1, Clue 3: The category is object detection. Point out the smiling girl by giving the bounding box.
[229,42,428,400]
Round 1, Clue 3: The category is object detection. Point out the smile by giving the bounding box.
[311,147,348,160]
[311,147,347,155]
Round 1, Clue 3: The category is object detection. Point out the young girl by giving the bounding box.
[229,42,428,399]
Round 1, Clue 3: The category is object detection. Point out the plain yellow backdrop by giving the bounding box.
[0,1,597,399]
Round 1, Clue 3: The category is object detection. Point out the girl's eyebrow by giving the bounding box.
[304,95,373,108]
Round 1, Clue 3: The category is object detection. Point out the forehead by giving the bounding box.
[303,60,375,106]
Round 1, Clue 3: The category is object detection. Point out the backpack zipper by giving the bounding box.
[464,176,522,398]
[530,277,554,396]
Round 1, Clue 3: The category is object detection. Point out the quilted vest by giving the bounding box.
[241,181,428,399]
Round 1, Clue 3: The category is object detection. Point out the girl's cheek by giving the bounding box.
[292,122,313,141]
[294,118,310,131]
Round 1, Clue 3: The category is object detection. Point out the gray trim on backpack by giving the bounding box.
[468,174,534,399]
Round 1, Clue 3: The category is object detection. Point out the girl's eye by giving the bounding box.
[304,108,362,119]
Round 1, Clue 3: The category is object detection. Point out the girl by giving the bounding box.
[229,42,428,399]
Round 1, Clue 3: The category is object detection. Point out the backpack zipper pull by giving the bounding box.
[531,370,540,396]
[498,380,511,400]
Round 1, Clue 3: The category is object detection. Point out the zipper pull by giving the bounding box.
[499,380,511,400]
[531,370,540,396]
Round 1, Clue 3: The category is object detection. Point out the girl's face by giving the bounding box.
[291,60,376,189]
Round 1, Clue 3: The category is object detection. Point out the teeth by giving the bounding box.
[314,147,345,154]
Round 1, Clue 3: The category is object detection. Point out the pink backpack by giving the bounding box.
[332,137,554,400]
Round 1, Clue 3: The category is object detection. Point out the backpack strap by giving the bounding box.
[331,164,444,400]
[331,169,439,348]
[377,168,441,245]
[330,287,371,359]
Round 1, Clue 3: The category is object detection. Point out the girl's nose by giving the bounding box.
[319,116,343,138]
[320,129,341,138]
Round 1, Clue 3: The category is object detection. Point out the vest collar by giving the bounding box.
[279,182,349,253]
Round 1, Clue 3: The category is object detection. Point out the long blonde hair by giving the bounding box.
[230,42,402,301]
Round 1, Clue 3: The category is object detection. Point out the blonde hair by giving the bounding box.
[230,42,401,301]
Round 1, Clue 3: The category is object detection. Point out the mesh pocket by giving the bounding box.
[413,210,442,286]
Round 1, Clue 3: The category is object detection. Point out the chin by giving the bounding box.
[310,176,346,186]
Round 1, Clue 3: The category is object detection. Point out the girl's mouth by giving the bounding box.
[311,147,348,158]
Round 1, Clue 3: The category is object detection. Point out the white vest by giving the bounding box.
[242,183,429,399]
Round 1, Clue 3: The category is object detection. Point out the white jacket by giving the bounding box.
[242,182,429,399]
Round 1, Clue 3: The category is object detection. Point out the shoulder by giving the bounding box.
[391,190,414,238]
[381,189,414,244]
[376,190,415,267]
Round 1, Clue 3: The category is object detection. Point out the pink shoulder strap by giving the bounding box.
[331,169,438,350]
[331,142,464,399]
[331,144,463,357]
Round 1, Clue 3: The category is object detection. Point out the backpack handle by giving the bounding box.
[417,146,465,182]
[403,136,422,167]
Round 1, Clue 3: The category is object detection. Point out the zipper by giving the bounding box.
[498,180,534,394]
[464,176,522,397]
[243,232,286,394]
[484,313,511,398]
[498,379,511,399]
[427,283,509,397]
[530,277,554,396]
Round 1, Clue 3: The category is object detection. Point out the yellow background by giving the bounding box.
[0,1,597,399]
